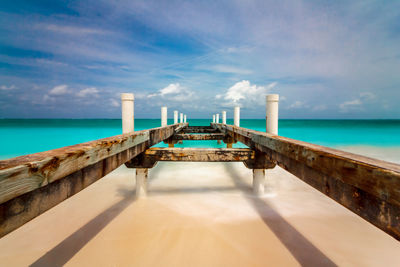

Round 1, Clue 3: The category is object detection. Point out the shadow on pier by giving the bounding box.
[223,164,336,267]
[31,163,336,266]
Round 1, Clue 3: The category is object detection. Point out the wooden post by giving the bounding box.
[213,114,216,123]
[121,93,134,133]
[180,113,183,123]
[222,111,226,124]
[184,114,187,123]
[234,106,240,127]
[216,113,222,143]
[161,106,167,127]
[174,110,178,124]
[136,168,148,198]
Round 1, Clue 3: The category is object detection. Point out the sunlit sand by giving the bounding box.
[0,157,400,266]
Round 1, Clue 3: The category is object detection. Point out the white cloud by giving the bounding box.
[312,104,327,111]
[76,87,99,98]
[339,92,376,113]
[211,65,252,75]
[288,101,306,109]
[43,94,54,102]
[43,24,105,35]
[216,80,277,107]
[148,83,195,102]
[49,85,69,95]
[160,83,183,96]
[360,92,375,100]
[110,99,120,107]
[339,99,362,112]
[0,85,16,90]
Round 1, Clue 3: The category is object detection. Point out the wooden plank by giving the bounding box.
[0,146,140,238]
[172,133,225,140]
[181,126,220,133]
[142,148,254,162]
[0,123,187,206]
[0,123,188,237]
[212,123,400,240]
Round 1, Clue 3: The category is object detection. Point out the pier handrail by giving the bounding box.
[212,123,400,240]
[0,123,187,237]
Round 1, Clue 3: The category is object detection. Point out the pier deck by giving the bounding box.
[1,121,400,265]
[0,162,399,266]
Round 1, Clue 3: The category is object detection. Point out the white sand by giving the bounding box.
[0,146,400,266]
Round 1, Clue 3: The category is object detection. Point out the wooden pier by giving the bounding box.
[0,93,400,245]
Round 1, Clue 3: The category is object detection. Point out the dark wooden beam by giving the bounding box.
[133,148,255,162]
[181,126,220,133]
[172,133,225,140]
[212,123,400,240]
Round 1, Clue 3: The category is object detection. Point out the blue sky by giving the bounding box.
[0,0,399,119]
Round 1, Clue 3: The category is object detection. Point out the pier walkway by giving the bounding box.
[1,93,400,265]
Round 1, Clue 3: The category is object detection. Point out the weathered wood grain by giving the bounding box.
[181,126,220,133]
[212,123,400,240]
[0,123,188,237]
[138,147,254,162]
[0,123,187,206]
[172,133,225,140]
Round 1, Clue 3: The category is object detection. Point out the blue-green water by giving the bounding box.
[0,119,399,159]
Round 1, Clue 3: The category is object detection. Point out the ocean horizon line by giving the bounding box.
[1,118,400,121]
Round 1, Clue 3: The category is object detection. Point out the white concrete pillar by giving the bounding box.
[253,169,265,196]
[174,110,178,124]
[161,106,167,127]
[213,115,216,123]
[136,168,148,198]
[121,93,134,133]
[222,111,226,124]
[234,106,240,127]
[266,94,279,135]
[216,114,220,123]
[180,113,183,123]
[184,114,187,123]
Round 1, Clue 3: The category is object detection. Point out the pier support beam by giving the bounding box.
[161,106,167,127]
[266,94,279,135]
[213,114,216,123]
[234,106,240,127]
[243,151,276,197]
[174,110,178,124]
[180,113,183,123]
[135,168,148,198]
[121,93,134,133]
[184,114,187,123]
[253,169,265,196]
[223,134,235,148]
[216,114,220,123]
[222,111,226,124]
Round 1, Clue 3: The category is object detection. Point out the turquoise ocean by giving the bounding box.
[0,119,400,160]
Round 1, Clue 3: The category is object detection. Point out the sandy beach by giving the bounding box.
[0,145,400,266]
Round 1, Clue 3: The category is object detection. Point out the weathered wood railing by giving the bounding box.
[0,123,187,237]
[212,123,400,241]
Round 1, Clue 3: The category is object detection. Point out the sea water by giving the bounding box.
[0,119,400,160]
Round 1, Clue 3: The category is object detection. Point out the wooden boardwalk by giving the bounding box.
[0,122,400,243]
